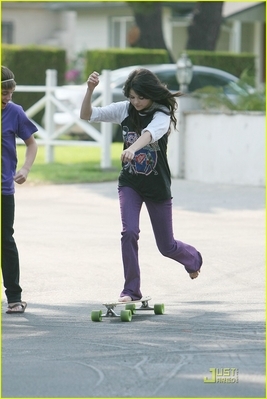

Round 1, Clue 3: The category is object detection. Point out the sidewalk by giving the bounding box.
[1,179,265,398]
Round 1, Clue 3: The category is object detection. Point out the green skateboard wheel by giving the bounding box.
[120,309,132,322]
[91,310,102,322]
[154,303,165,315]
[125,303,136,314]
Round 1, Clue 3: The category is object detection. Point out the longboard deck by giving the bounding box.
[103,296,151,307]
[91,296,164,322]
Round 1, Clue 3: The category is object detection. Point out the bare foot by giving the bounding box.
[118,296,132,302]
[189,270,200,279]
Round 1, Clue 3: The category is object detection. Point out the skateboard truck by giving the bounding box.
[137,299,153,310]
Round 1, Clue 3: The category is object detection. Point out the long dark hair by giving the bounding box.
[123,68,181,133]
[1,66,16,90]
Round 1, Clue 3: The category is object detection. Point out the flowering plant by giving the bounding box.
[65,51,86,84]
[65,68,80,84]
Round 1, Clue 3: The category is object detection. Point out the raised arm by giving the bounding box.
[80,71,100,120]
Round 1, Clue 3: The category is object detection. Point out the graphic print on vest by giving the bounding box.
[122,126,159,176]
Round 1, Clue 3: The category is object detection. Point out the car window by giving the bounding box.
[189,72,230,92]
[225,81,248,95]
[188,74,202,92]
[106,67,243,96]
[154,70,180,91]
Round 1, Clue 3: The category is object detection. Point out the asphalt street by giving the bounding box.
[1,179,265,398]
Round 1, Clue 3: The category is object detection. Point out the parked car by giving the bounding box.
[54,64,250,140]
[91,64,247,102]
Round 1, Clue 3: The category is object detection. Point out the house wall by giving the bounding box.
[170,24,188,60]
[0,2,239,58]
[75,11,108,52]
[75,4,133,53]
[242,23,255,52]
[1,2,264,86]
[2,6,58,45]
[216,25,232,51]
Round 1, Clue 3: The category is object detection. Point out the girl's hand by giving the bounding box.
[86,71,99,91]
[121,149,135,163]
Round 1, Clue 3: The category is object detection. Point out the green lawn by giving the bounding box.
[17,143,123,184]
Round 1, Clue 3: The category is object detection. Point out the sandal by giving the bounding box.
[6,301,27,314]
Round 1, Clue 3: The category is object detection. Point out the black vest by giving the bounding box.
[118,112,172,202]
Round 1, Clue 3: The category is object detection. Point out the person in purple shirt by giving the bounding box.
[1,65,38,313]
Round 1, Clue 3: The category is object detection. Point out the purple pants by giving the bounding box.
[118,186,203,300]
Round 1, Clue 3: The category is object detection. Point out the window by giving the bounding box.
[2,22,14,44]
[110,17,134,48]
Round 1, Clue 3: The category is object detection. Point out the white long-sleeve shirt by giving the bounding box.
[90,101,170,143]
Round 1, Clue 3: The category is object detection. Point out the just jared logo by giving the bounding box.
[204,368,239,383]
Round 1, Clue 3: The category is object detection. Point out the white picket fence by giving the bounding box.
[15,69,113,168]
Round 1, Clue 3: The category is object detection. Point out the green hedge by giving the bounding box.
[184,50,255,79]
[1,44,66,124]
[84,48,169,79]
[84,48,255,85]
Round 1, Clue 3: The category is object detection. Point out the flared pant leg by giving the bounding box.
[118,186,143,300]
[145,198,203,274]
[118,187,203,300]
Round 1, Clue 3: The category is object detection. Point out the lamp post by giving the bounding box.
[176,53,193,93]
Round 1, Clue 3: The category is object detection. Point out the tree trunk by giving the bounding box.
[186,2,224,50]
[128,1,174,61]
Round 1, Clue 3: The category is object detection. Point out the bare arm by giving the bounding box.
[121,130,152,163]
[14,135,38,185]
[80,71,100,120]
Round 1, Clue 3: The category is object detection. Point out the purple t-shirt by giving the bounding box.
[1,101,37,195]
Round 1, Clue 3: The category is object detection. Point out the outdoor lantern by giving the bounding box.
[176,53,193,93]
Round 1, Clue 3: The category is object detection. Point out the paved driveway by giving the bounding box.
[2,179,265,398]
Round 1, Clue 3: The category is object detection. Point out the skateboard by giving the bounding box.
[91,296,164,322]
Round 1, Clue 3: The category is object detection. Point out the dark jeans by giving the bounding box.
[118,186,203,300]
[1,194,22,303]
